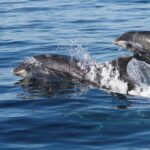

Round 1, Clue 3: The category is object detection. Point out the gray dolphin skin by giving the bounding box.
[113,31,150,86]
[113,31,150,56]
[13,54,89,82]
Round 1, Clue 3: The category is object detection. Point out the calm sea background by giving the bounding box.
[1,0,150,149]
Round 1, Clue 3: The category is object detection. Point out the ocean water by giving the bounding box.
[1,0,150,149]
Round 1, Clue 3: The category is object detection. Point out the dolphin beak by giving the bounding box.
[12,68,28,77]
[112,39,128,49]
[112,39,119,45]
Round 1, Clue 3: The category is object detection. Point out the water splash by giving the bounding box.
[24,56,42,66]
[86,62,128,95]
[68,40,93,60]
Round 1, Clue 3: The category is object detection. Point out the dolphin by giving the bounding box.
[113,31,150,63]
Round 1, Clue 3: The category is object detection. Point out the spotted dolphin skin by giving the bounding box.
[113,31,150,56]
[13,54,90,82]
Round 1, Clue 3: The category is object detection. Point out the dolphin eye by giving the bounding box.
[127,43,132,49]
[22,63,32,72]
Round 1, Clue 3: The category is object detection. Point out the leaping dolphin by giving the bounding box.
[13,31,150,97]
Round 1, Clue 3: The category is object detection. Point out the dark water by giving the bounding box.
[1,0,150,149]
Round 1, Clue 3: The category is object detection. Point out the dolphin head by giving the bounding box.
[12,62,32,77]
[13,56,42,78]
[113,32,143,54]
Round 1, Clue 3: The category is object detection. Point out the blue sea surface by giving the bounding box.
[1,0,150,149]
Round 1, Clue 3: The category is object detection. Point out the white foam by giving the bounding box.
[128,86,150,98]
[85,61,150,98]
[86,63,128,95]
